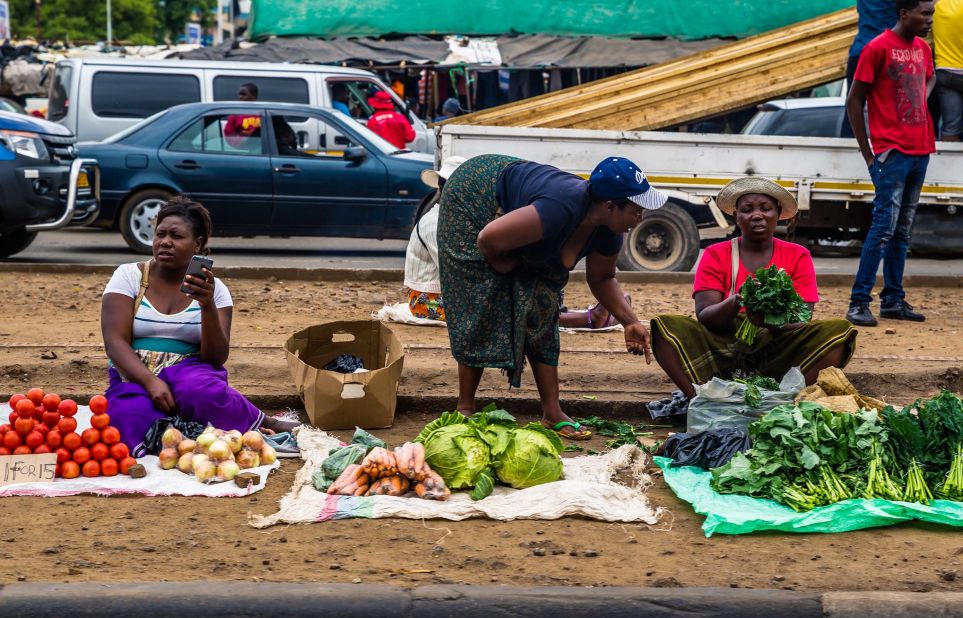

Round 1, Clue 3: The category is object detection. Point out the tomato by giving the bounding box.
[57,417,77,435]
[58,399,78,418]
[41,393,61,412]
[7,393,26,409]
[46,429,62,449]
[0,424,10,435]
[119,456,137,475]
[90,443,109,462]
[13,445,31,455]
[72,447,91,465]
[14,416,35,436]
[32,444,51,455]
[15,398,35,417]
[0,447,9,456]
[88,395,108,415]
[3,432,22,449]
[31,405,45,421]
[100,458,119,477]
[101,426,121,446]
[61,432,81,451]
[81,428,101,447]
[109,442,129,461]
[90,413,110,430]
[81,460,100,477]
[41,410,61,428]
[8,411,17,425]
[26,388,45,406]
[24,431,44,449]
[60,460,80,479]
[33,423,49,438]
[55,447,71,464]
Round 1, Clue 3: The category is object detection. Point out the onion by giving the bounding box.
[208,439,232,462]
[260,444,278,465]
[195,432,216,452]
[191,453,210,469]
[177,439,197,456]
[236,449,260,469]
[161,427,184,450]
[241,431,264,452]
[225,430,243,455]
[193,460,216,483]
[176,452,194,474]
[217,460,240,481]
[158,447,180,470]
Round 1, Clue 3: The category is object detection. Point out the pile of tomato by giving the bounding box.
[1,388,137,479]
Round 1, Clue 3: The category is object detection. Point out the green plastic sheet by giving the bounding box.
[654,457,963,537]
[249,0,854,40]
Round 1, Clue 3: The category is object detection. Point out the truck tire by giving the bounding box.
[120,189,173,254]
[0,228,38,258]
[617,201,700,272]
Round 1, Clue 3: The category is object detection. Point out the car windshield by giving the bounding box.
[101,110,169,143]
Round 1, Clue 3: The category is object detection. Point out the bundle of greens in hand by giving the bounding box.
[735,265,812,345]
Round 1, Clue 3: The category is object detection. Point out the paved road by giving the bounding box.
[9,228,963,276]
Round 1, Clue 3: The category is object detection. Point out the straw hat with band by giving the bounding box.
[420,156,467,189]
[715,177,798,221]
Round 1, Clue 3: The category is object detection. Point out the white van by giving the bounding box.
[47,57,433,154]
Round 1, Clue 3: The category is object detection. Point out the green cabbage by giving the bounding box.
[417,412,491,489]
[494,423,564,488]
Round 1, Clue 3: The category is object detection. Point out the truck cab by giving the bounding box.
[0,111,99,258]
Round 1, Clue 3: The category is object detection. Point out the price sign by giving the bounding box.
[0,454,57,486]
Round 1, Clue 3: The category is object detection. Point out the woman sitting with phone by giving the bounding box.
[101,196,296,457]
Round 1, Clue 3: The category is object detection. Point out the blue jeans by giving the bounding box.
[850,150,929,306]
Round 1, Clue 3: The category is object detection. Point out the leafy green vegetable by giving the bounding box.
[419,416,492,489]
[351,427,386,450]
[470,467,496,501]
[563,444,584,453]
[736,265,812,345]
[573,416,662,449]
[734,375,781,408]
[493,423,564,489]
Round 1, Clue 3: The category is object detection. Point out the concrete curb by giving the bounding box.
[1,583,961,617]
[0,262,960,287]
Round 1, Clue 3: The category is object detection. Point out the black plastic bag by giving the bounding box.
[323,354,365,373]
[647,390,689,420]
[142,416,207,455]
[663,428,751,469]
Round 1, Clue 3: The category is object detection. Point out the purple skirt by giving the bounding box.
[106,358,264,457]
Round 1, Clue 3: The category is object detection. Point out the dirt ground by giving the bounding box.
[0,271,962,590]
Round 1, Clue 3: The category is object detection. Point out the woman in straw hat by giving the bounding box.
[650,177,857,399]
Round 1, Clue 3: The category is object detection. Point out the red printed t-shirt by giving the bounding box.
[693,238,819,305]
[854,29,936,155]
[366,111,416,150]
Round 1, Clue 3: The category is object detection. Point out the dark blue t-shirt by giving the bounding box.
[495,161,622,266]
[850,0,896,58]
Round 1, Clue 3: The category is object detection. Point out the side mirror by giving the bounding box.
[343,145,367,162]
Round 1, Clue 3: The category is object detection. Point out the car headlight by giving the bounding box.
[0,130,48,160]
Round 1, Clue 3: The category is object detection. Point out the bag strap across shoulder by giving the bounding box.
[730,238,739,297]
[132,260,151,321]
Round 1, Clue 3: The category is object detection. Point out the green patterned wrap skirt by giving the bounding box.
[438,154,570,388]
[651,314,857,386]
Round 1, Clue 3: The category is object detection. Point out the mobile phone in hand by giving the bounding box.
[180,255,214,294]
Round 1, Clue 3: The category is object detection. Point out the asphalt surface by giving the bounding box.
[9,227,963,276]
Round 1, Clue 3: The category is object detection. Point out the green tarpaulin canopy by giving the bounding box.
[249,0,856,41]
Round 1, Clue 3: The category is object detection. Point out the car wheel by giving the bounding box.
[617,202,700,272]
[120,189,172,254]
[0,227,38,259]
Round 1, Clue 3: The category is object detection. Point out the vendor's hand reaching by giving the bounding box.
[624,321,652,364]
[146,377,175,413]
[182,267,215,309]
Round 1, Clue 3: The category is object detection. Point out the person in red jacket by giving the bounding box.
[366,90,415,150]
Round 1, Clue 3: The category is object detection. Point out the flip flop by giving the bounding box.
[544,420,592,441]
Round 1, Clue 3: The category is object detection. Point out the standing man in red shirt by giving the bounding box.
[845,0,936,327]
[366,90,415,150]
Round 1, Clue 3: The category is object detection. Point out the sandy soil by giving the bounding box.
[0,272,961,590]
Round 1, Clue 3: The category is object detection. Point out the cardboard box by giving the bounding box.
[284,321,405,430]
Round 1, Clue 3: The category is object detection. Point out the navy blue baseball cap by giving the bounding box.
[589,157,668,210]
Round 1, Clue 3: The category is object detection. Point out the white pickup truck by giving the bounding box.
[437,123,963,271]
